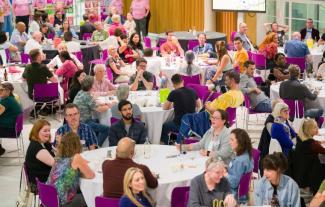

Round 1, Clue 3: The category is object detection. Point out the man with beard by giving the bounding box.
[108,100,147,146]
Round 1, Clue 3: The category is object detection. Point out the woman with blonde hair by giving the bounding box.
[119,167,155,207]
[47,132,95,207]
[258,32,278,68]
[25,119,55,192]
[206,41,233,87]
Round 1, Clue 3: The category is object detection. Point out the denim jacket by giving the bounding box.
[254,174,301,207]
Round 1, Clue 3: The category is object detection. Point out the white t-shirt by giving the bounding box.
[47,53,83,69]
[24,38,42,54]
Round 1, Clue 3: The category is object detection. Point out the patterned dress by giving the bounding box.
[47,157,80,205]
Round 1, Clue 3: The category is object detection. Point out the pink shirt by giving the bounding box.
[55,60,78,95]
[12,0,30,16]
[110,0,123,15]
[3,0,11,16]
[109,23,126,36]
[33,0,47,9]
[130,0,149,20]
[91,78,116,96]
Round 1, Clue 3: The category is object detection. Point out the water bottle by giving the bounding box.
[144,137,151,159]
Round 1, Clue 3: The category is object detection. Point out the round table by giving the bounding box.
[96,91,174,144]
[158,31,227,51]
[80,145,207,207]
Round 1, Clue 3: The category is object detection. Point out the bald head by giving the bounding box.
[239,22,248,34]
[33,31,42,43]
[16,22,26,33]
[292,32,301,41]
[116,137,135,158]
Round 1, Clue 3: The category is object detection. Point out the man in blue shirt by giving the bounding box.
[192,33,214,57]
[10,22,29,52]
[284,32,310,58]
[56,103,98,150]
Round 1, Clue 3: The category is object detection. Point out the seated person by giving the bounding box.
[73,76,110,147]
[64,31,81,53]
[160,31,184,57]
[268,53,290,82]
[111,84,142,119]
[233,37,249,73]
[205,70,244,114]
[118,34,136,64]
[240,60,272,112]
[161,74,201,144]
[91,64,116,96]
[254,152,301,206]
[109,100,147,146]
[0,31,19,62]
[142,48,163,84]
[130,58,154,91]
[108,14,126,36]
[104,6,125,25]
[177,50,202,77]
[24,31,43,54]
[47,132,95,206]
[0,83,22,155]
[192,33,214,57]
[226,128,254,200]
[263,22,289,47]
[258,32,278,69]
[22,49,58,99]
[56,20,78,39]
[68,70,86,103]
[128,33,144,57]
[48,43,83,70]
[309,179,325,207]
[25,119,55,192]
[56,103,98,150]
[53,10,64,28]
[280,64,323,120]
[300,18,320,41]
[79,14,96,39]
[10,22,29,52]
[106,45,129,83]
[176,109,234,165]
[271,102,296,156]
[284,32,310,60]
[188,157,237,207]
[102,137,158,198]
[91,21,109,42]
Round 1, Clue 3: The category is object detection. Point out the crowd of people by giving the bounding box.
[0,0,325,206]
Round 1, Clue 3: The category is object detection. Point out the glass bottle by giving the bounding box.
[144,137,151,159]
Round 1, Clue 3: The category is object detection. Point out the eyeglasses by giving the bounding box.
[210,116,222,120]
[282,109,290,113]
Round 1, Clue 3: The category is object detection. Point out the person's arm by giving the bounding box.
[309,192,325,207]
[302,85,318,101]
[49,75,58,83]
[278,24,289,32]
[8,44,18,53]
[130,74,139,91]
[273,68,290,81]
[138,124,147,144]
[263,23,272,32]
[187,178,203,207]
[254,180,264,205]
[144,4,150,17]
[72,154,95,179]
[311,141,325,154]
[290,181,301,207]
[271,124,293,148]
[36,149,55,167]
[162,100,172,110]
[226,159,245,190]
[0,104,5,115]
[141,75,153,90]
[210,56,230,82]
[142,165,158,188]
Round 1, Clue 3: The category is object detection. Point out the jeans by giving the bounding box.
[3,15,13,36]
[85,119,109,147]
[134,17,147,37]
[161,121,179,145]
[304,109,323,119]
[254,99,272,113]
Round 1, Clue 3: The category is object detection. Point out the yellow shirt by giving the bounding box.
[210,89,244,111]
[234,48,249,73]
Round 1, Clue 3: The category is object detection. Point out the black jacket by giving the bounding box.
[108,119,147,146]
[300,28,320,41]
[279,78,317,101]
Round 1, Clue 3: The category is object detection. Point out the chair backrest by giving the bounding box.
[158,38,167,47]
[33,83,59,102]
[251,52,266,69]
[247,50,253,61]
[101,14,108,21]
[171,186,190,207]
[73,51,83,62]
[244,95,251,109]
[143,36,152,48]
[285,57,306,73]
[187,40,199,51]
[5,48,10,62]
[106,66,114,81]
[181,74,201,86]
[21,53,30,64]
[230,31,237,42]
[253,76,264,85]
[207,91,221,102]
[282,99,304,119]
[36,178,59,207]
[184,137,199,144]
[238,171,252,198]
[269,138,283,154]
[15,113,24,136]
[83,33,92,40]
[95,196,119,207]
[252,148,261,174]
[47,33,55,40]
[22,162,31,187]
[111,117,119,125]
[226,107,237,127]
[186,84,209,103]
[102,49,109,61]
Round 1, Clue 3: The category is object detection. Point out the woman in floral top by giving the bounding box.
[47,132,95,206]
[259,32,278,69]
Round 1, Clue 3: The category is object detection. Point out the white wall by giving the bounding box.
[204,0,216,31]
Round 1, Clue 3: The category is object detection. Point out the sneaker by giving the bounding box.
[0,145,5,156]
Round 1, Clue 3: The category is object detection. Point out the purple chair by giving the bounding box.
[95,196,119,207]
[143,36,159,51]
[230,31,237,42]
[73,51,83,62]
[101,14,108,21]
[21,53,30,64]
[158,38,167,47]
[83,33,92,41]
[181,74,201,86]
[247,50,253,61]
[187,40,199,51]
[186,84,210,104]
[251,52,266,70]
[285,57,306,73]
[5,48,11,63]
[184,137,199,144]
[282,99,304,119]
[47,33,55,40]
[36,178,59,207]
[226,107,237,127]
[238,171,252,198]
[171,186,190,207]
[106,66,114,82]
[253,76,264,85]
[88,49,108,75]
[252,148,261,174]
[184,191,190,207]
[33,83,61,119]
[207,91,221,102]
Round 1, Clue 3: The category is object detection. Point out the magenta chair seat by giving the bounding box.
[238,171,252,198]
[187,40,199,51]
[83,33,92,41]
[251,52,266,70]
[285,57,306,73]
[184,137,199,144]
[144,36,159,50]
[95,196,119,207]
[36,178,59,207]
[253,76,264,85]
[33,83,59,102]
[186,84,210,104]
[171,186,190,207]
[181,74,201,86]
[21,53,30,64]
[207,91,221,102]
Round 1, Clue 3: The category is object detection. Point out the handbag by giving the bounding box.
[16,166,37,207]
[292,100,304,132]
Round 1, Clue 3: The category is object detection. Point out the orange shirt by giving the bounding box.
[234,48,249,73]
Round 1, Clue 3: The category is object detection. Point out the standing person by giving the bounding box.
[130,0,149,37]
[300,18,320,41]
[12,0,31,33]
[2,0,13,36]
[79,14,95,39]
[29,12,42,36]
[263,22,289,47]
[123,13,136,37]
[109,0,124,15]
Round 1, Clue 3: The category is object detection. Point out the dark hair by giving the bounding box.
[271,22,278,28]
[29,49,41,62]
[197,33,206,38]
[171,74,183,85]
[59,51,73,62]
[64,103,79,115]
[165,31,173,35]
[129,33,143,50]
[114,28,123,37]
[33,12,42,21]
[234,37,243,43]
[120,34,127,40]
[136,57,147,67]
[307,18,313,22]
[83,14,89,21]
[231,128,252,158]
[0,31,8,44]
[215,41,228,62]
[70,70,85,91]
[215,109,229,128]
[225,70,240,84]
[274,53,285,62]
[63,31,73,41]
[263,152,288,173]
[288,64,300,79]
[143,48,153,57]
[243,60,255,68]
[118,100,132,111]
[61,20,70,32]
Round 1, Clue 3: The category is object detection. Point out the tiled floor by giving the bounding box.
[0,107,265,207]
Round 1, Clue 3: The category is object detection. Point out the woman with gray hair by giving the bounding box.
[177,50,202,77]
[110,84,142,119]
[188,157,237,207]
[73,76,110,146]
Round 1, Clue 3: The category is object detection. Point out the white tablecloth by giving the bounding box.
[96,91,174,144]
[80,145,207,207]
